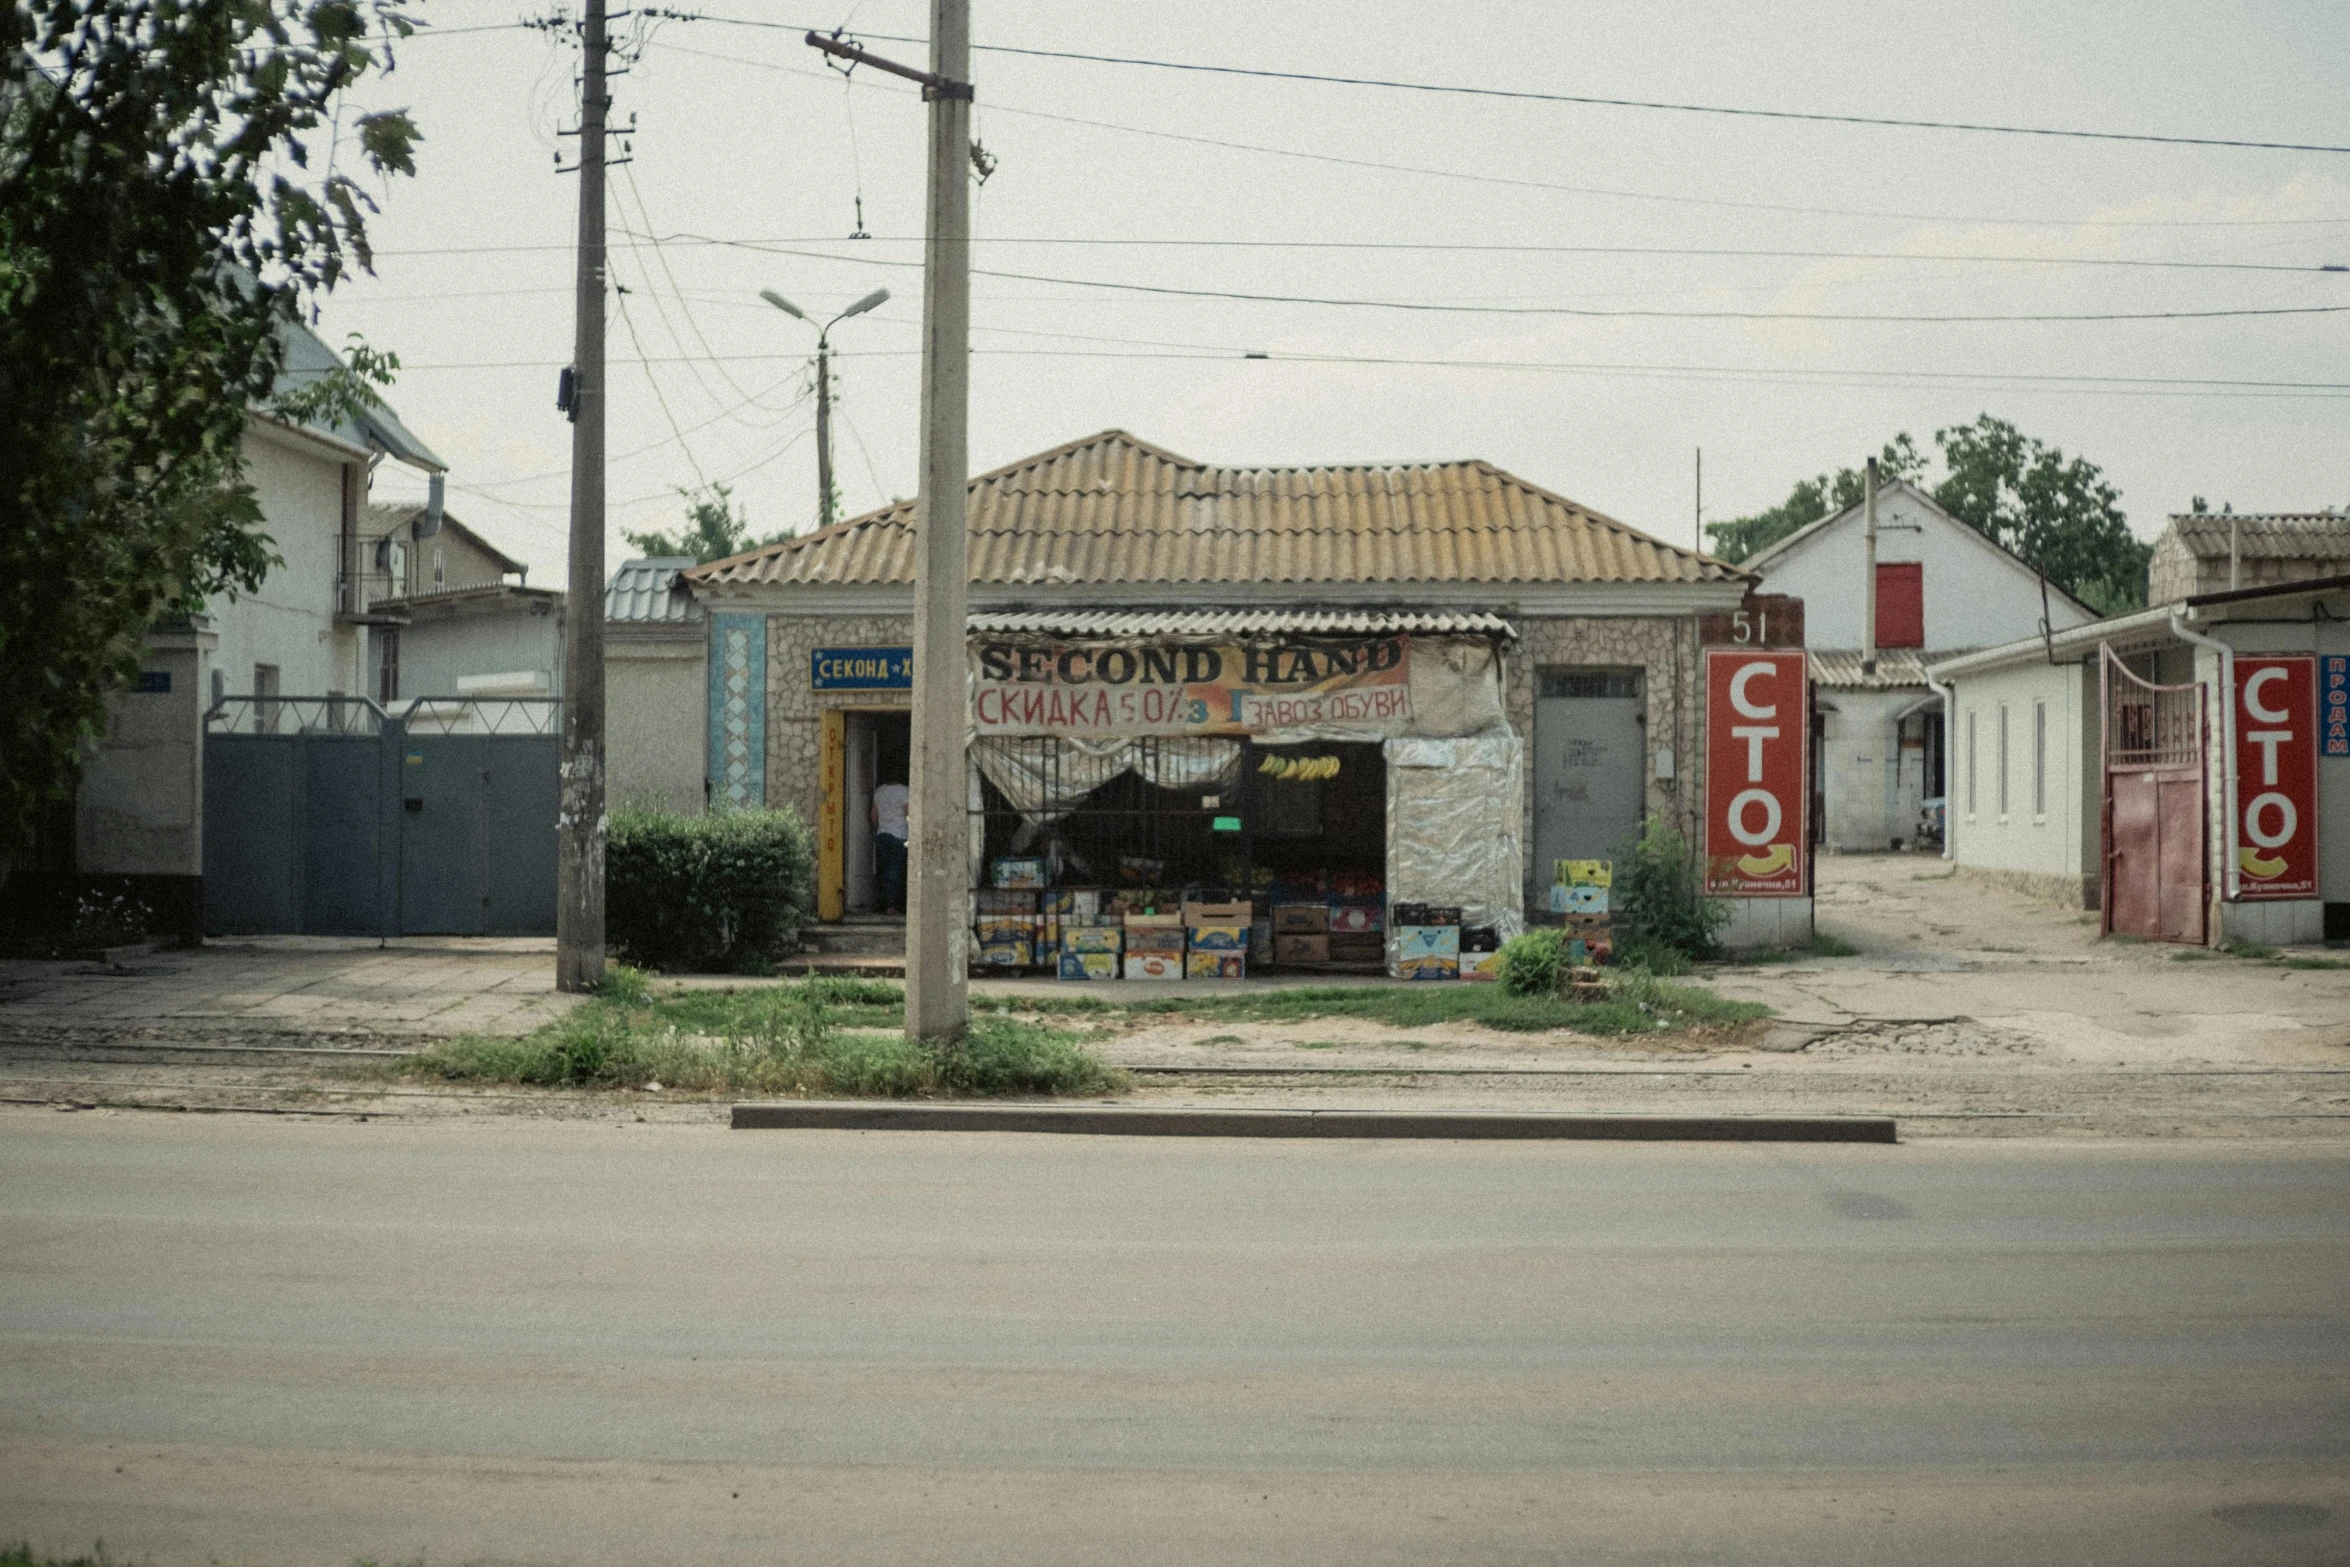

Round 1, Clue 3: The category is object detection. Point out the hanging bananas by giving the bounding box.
[1255,753,1341,781]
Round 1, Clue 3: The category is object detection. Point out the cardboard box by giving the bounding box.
[1274,933,1331,966]
[1249,919,1275,961]
[1185,950,1246,980]
[975,888,1038,914]
[1123,953,1184,981]
[1123,912,1184,931]
[1397,954,1459,982]
[1458,950,1503,982]
[1187,923,1248,952]
[973,916,1037,944]
[990,857,1049,889]
[1327,905,1381,935]
[1557,859,1612,888]
[974,941,1031,967]
[1328,934,1385,963]
[1396,924,1461,957]
[1062,926,1123,954]
[1272,904,1330,933]
[1125,927,1187,954]
[1183,899,1252,927]
[1057,951,1117,981]
[1566,884,1609,915]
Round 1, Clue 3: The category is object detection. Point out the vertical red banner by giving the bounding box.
[1704,649,1809,896]
[2233,656,2319,900]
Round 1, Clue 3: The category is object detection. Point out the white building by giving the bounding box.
[65,320,448,938]
[1930,573,2350,945]
[1742,479,2096,853]
[605,557,708,814]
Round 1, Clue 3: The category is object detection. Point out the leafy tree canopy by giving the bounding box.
[1705,416,2152,616]
[1,0,418,856]
[625,483,792,563]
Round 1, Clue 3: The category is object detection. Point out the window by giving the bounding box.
[2032,700,2047,819]
[1996,703,2010,818]
[433,548,446,588]
[1538,669,1643,699]
[252,663,280,734]
[1966,710,1977,816]
[1875,562,1924,649]
[378,629,401,705]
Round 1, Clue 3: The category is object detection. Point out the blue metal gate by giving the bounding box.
[203,696,559,936]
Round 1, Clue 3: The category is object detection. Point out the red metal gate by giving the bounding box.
[2101,647,2207,944]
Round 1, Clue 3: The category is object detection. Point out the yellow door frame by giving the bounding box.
[817,705,909,923]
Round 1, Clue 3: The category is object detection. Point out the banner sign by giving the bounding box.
[2324,654,2348,758]
[811,646,912,691]
[1704,649,1809,896]
[970,636,1412,736]
[2233,656,2319,900]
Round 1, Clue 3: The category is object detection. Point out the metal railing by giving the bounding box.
[205,695,561,736]
[2101,645,2203,771]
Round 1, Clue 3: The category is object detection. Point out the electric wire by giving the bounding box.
[611,287,711,486]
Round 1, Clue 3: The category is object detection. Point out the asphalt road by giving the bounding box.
[3,1111,2346,1566]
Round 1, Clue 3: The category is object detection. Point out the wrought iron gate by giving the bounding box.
[203,696,559,936]
[2101,648,2207,944]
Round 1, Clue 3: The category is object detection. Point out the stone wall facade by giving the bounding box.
[761,613,915,828]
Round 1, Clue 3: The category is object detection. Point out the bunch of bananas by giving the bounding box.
[1258,753,1340,781]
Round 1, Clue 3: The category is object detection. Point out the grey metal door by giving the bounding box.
[1534,669,1647,875]
[396,733,560,936]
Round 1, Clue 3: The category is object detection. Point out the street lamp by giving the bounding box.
[762,286,890,531]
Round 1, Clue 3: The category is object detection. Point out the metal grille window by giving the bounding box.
[1997,704,2010,818]
[378,630,400,705]
[2033,700,2047,818]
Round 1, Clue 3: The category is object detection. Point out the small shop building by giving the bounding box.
[683,430,1759,971]
[1927,572,2350,946]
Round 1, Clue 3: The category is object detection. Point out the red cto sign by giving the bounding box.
[2233,656,2319,901]
[1704,649,1809,896]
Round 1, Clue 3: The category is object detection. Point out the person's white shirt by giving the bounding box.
[872,782,910,840]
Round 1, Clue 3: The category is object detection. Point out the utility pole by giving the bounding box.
[803,5,972,1042]
[760,286,889,532]
[1694,447,1703,554]
[556,0,609,993]
[1861,456,1879,679]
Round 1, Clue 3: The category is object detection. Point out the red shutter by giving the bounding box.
[1876,562,1923,648]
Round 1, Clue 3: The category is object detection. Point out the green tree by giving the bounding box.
[1,0,417,857]
[1706,417,2150,615]
[625,483,791,563]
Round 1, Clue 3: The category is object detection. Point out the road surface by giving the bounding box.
[3,1109,2346,1564]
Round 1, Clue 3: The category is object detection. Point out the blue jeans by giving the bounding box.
[875,832,907,913]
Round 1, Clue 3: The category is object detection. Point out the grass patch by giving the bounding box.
[999,975,1766,1038]
[390,978,1122,1099]
[1732,932,1860,965]
[1190,1034,1244,1047]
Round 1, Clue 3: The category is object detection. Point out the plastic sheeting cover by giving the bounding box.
[1384,733,1525,960]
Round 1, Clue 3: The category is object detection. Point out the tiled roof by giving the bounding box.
[688,430,1742,591]
[969,608,1516,638]
[1808,648,1937,688]
[2161,512,2350,561]
[605,556,702,623]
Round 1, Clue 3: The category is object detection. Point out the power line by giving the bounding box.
[645,37,2350,232]
[656,16,2350,155]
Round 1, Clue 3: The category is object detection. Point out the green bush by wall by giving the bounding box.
[606,806,814,973]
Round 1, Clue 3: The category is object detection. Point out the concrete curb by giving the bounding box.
[731,1103,1899,1143]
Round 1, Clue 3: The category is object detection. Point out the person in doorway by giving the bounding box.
[871,776,910,915]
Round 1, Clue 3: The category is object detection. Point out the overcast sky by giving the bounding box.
[336,0,2350,578]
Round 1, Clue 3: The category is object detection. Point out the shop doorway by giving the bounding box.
[1534,668,1646,873]
[841,711,910,915]
[2100,647,2207,944]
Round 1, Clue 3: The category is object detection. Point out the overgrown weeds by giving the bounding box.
[981,975,1766,1039]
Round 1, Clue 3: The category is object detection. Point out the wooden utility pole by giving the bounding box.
[813,336,835,530]
[905,0,972,1041]
[556,0,609,993]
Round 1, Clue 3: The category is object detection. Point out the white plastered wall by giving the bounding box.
[609,636,709,814]
[1945,658,2098,898]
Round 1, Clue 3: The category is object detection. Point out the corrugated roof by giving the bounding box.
[2161,512,2350,561]
[689,430,1743,591]
[1808,648,1937,688]
[606,556,703,623]
[969,608,1516,639]
[275,317,446,471]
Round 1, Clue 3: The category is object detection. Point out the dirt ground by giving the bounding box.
[2,854,2344,1136]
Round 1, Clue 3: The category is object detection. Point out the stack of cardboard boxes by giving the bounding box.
[1121,911,1185,980]
[973,887,1038,967]
[1391,903,1462,981]
[1183,897,1250,979]
[1266,871,1384,972]
[1548,860,1613,965]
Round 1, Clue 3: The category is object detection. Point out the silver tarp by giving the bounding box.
[1383,733,1526,961]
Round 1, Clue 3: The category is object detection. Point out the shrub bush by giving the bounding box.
[1494,927,1569,996]
[1611,815,1727,965]
[606,806,815,973]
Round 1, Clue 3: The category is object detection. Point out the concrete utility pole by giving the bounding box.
[759,286,890,532]
[803,7,973,1043]
[1861,456,1879,679]
[556,0,610,993]
[906,0,973,1043]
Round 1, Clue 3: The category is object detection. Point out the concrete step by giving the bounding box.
[799,921,907,956]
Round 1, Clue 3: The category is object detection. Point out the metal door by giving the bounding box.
[1534,669,1646,872]
[395,732,560,935]
[2100,648,2206,945]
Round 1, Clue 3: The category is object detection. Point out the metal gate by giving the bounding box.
[2101,648,2207,944]
[203,696,559,936]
